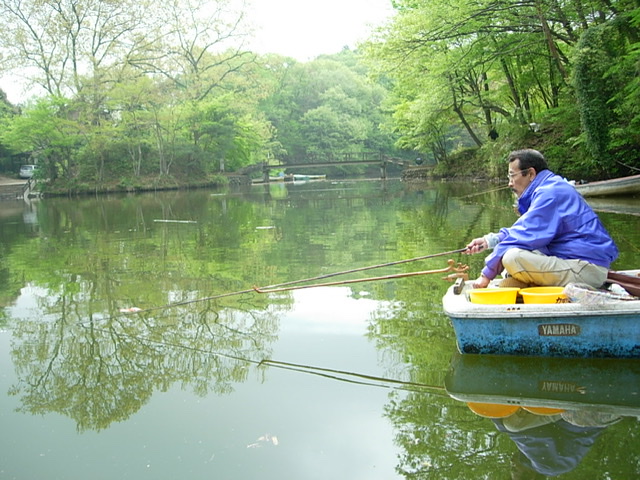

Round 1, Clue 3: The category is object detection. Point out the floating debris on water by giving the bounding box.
[247,433,279,448]
[119,307,142,313]
[153,219,197,224]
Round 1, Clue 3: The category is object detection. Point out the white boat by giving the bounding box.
[574,174,640,197]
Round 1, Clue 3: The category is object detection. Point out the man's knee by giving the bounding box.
[501,248,527,273]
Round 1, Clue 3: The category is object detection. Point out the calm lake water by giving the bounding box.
[1,179,639,479]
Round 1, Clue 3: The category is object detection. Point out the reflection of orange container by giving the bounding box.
[522,406,565,415]
[520,287,568,304]
[467,402,519,418]
[469,288,520,305]
[466,403,565,419]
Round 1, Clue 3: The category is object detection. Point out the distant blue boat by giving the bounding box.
[442,272,640,358]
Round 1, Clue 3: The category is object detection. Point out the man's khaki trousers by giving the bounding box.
[498,248,608,289]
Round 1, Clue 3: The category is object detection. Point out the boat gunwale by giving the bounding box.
[443,269,640,319]
[574,173,640,197]
[443,289,640,319]
[574,173,640,189]
[443,300,640,319]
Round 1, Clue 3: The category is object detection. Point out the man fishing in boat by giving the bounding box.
[464,149,619,289]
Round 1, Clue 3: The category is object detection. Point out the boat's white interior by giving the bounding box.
[443,270,640,319]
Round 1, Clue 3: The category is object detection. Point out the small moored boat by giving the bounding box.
[442,271,640,358]
[574,174,640,197]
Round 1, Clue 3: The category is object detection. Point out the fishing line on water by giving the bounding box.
[81,323,447,395]
[258,358,447,394]
[252,260,469,294]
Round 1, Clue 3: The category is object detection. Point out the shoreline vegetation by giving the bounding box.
[1,2,639,196]
[7,124,635,198]
[19,158,499,198]
[10,145,615,198]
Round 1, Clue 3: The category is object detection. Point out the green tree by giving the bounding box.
[0,96,83,182]
[0,88,21,171]
[259,50,404,170]
[367,0,640,176]
[603,5,640,171]
[0,0,269,188]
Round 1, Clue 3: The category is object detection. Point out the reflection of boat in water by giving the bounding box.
[585,196,640,216]
[445,352,640,417]
[291,174,326,182]
[574,174,640,197]
[442,272,640,358]
[445,352,640,476]
[255,174,327,184]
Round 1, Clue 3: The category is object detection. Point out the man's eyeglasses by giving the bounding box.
[507,168,530,181]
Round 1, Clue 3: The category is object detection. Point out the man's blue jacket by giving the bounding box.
[482,170,619,280]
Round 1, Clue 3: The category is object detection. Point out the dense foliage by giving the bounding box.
[365,0,640,179]
[1,0,639,191]
[0,0,408,193]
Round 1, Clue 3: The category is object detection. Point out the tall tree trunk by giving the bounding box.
[535,0,568,81]
[450,83,483,147]
[481,72,493,131]
[550,0,577,43]
[498,56,526,124]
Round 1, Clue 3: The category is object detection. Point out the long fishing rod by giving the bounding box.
[122,247,468,314]
[253,260,468,294]
[457,184,511,198]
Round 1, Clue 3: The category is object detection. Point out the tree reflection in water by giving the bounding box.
[9,294,282,431]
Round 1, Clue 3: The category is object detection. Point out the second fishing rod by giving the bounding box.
[125,247,469,314]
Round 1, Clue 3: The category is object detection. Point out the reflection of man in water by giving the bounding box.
[491,408,620,477]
